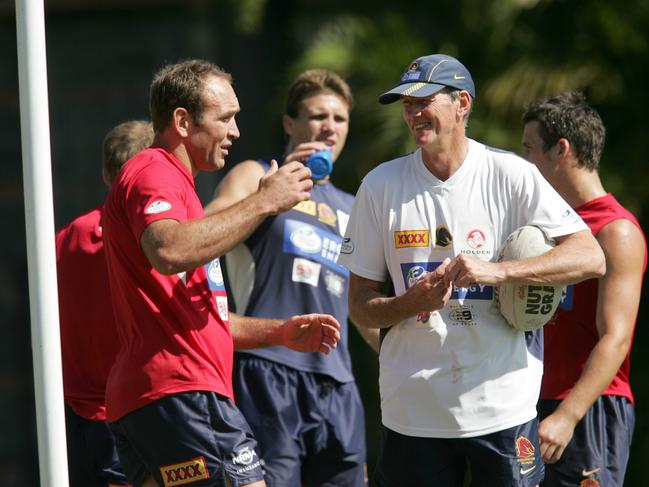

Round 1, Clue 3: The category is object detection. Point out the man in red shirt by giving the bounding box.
[522,91,647,486]
[57,120,154,487]
[102,60,340,487]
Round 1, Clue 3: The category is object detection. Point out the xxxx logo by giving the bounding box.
[160,456,210,486]
[394,230,430,248]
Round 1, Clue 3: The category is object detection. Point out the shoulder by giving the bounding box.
[57,206,102,236]
[362,152,415,189]
[225,159,266,182]
[598,217,646,255]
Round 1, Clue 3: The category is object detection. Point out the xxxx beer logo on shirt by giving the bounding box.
[160,456,209,486]
[394,230,430,248]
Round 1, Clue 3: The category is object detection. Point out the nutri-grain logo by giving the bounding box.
[160,456,209,486]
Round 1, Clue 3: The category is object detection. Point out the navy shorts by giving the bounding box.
[374,418,544,487]
[109,391,264,487]
[65,404,130,487]
[538,395,635,487]
[233,354,367,487]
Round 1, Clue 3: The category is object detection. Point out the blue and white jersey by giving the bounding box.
[338,139,588,438]
[226,158,355,383]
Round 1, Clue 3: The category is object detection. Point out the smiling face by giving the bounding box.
[284,92,350,162]
[401,90,464,150]
[186,75,241,173]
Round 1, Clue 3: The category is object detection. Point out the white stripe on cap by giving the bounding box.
[426,59,449,82]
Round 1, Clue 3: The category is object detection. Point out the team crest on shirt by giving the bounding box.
[434,225,453,248]
[515,435,535,465]
[160,456,209,486]
[317,202,337,227]
[144,200,172,215]
[580,479,601,487]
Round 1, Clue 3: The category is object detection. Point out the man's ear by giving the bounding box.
[556,138,570,159]
[172,107,191,138]
[282,114,294,137]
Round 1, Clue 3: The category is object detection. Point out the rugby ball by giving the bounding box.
[495,226,564,332]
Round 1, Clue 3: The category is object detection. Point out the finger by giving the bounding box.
[321,335,338,349]
[434,257,451,276]
[316,314,341,329]
[321,325,341,342]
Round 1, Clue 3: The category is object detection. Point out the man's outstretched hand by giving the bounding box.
[279,313,341,354]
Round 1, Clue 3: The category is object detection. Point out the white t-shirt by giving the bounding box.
[338,139,587,438]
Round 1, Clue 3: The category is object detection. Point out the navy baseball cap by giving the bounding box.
[379,54,475,104]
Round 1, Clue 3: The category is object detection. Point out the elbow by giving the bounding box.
[146,247,187,275]
[590,246,606,279]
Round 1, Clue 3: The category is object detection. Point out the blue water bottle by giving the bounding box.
[306,149,333,181]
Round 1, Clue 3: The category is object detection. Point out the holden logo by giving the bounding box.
[290,227,322,254]
[466,229,486,249]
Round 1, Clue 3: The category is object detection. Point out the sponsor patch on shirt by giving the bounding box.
[230,446,263,475]
[324,269,345,297]
[558,285,574,310]
[160,456,209,486]
[144,200,172,215]
[340,237,354,254]
[205,258,226,292]
[283,219,349,276]
[394,230,430,248]
[337,210,350,236]
[401,261,493,300]
[216,296,229,321]
[292,257,321,287]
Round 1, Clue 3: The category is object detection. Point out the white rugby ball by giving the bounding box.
[495,226,564,332]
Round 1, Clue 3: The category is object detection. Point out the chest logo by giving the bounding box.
[318,202,337,227]
[394,230,430,248]
[293,200,317,216]
[160,456,210,486]
[434,226,453,248]
[466,229,487,249]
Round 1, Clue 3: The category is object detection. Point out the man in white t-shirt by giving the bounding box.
[337,53,606,487]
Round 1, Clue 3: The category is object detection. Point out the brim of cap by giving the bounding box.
[378,82,447,104]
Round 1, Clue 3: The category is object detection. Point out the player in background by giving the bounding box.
[338,53,605,487]
[522,91,647,487]
[56,119,154,487]
[206,69,378,487]
[102,59,341,487]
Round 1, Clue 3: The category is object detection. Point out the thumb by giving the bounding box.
[435,257,451,275]
[265,159,278,177]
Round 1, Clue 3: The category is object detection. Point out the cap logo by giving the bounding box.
[453,74,466,80]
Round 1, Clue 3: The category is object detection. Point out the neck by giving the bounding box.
[152,133,196,177]
[420,135,468,181]
[551,164,606,208]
